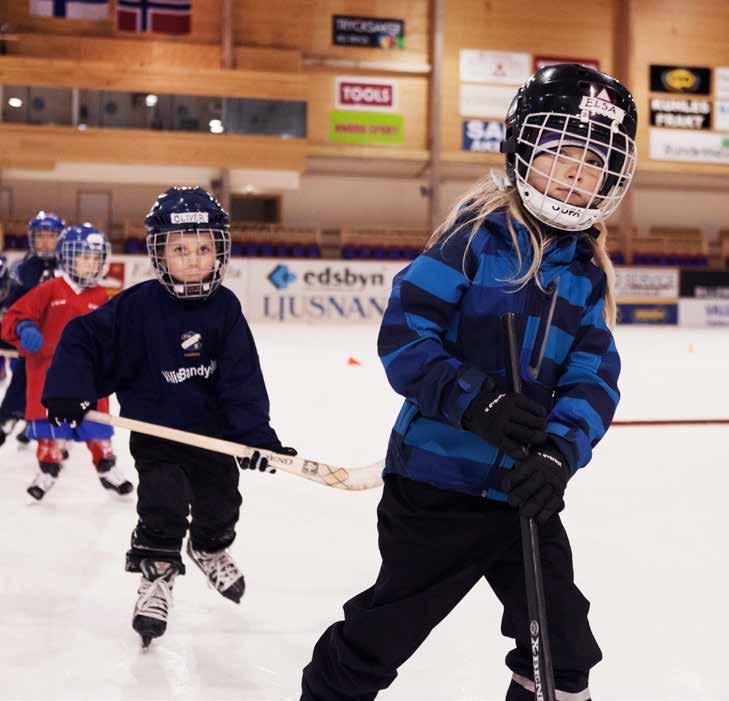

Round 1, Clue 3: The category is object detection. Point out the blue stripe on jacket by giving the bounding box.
[378,210,620,499]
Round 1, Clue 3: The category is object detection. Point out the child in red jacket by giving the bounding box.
[1,224,132,501]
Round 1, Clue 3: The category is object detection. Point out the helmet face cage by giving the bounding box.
[28,220,64,259]
[147,227,231,300]
[514,111,636,231]
[59,234,111,288]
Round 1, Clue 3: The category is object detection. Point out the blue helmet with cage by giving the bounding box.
[144,186,231,300]
[56,224,110,288]
[0,255,10,304]
[28,211,66,259]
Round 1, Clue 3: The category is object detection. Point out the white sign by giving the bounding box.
[460,83,516,118]
[243,259,406,323]
[614,266,679,301]
[335,76,397,112]
[460,49,531,85]
[716,67,729,98]
[715,100,729,131]
[679,298,729,327]
[649,128,729,164]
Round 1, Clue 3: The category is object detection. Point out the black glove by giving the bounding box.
[502,445,570,524]
[45,398,94,428]
[461,387,547,459]
[236,446,297,475]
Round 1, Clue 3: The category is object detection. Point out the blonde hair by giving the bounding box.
[427,174,617,328]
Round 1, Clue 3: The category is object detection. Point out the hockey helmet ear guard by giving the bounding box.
[56,224,111,288]
[28,211,65,260]
[145,186,231,300]
[501,63,638,231]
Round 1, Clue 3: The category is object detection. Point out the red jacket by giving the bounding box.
[1,276,110,420]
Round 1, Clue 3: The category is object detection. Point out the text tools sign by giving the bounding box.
[335,77,397,112]
[246,260,406,323]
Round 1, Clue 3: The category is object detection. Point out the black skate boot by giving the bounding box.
[132,559,180,649]
[97,457,133,495]
[186,539,245,604]
[27,462,61,501]
[16,422,30,448]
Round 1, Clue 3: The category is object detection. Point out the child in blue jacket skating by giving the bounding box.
[43,187,295,648]
[302,64,637,701]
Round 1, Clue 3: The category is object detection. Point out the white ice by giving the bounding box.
[0,325,726,701]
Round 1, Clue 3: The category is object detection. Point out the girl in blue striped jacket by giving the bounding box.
[302,64,638,701]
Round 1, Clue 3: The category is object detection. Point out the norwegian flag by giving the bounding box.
[117,0,191,35]
[29,0,108,20]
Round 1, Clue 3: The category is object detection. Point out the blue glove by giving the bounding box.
[16,321,43,353]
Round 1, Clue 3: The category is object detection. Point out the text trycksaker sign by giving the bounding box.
[332,15,404,49]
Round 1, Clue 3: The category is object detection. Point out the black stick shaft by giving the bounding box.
[501,313,556,701]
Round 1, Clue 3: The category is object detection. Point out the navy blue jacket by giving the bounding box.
[378,210,620,500]
[5,255,57,309]
[43,280,282,450]
[1,255,56,353]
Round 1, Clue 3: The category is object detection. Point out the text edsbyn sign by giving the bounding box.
[246,260,406,323]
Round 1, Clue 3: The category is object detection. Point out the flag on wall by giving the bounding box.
[29,0,109,19]
[117,0,192,35]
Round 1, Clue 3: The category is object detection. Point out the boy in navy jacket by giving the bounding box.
[43,187,295,648]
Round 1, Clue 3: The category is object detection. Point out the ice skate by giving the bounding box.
[97,457,133,495]
[16,422,31,449]
[132,559,180,649]
[26,469,58,501]
[186,539,245,604]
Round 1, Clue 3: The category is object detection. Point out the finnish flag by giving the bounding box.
[30,0,109,20]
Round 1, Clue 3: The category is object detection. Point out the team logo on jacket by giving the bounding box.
[181,331,202,357]
[162,359,217,384]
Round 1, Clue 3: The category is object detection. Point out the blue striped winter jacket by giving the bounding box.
[377,209,620,500]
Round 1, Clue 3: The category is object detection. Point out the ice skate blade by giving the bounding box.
[26,486,45,503]
[100,477,134,495]
[140,635,153,651]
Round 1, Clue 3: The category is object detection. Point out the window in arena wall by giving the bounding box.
[1,85,306,138]
[2,86,72,126]
[230,194,281,224]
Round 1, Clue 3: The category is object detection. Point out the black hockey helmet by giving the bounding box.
[501,64,638,231]
[145,186,231,300]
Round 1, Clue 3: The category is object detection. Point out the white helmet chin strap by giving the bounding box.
[516,179,601,231]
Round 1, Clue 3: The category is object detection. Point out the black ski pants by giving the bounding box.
[125,432,242,573]
[301,475,601,700]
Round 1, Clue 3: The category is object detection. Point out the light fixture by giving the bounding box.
[8,97,23,108]
[145,94,158,107]
[209,118,224,134]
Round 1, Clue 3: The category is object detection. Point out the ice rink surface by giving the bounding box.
[0,325,727,701]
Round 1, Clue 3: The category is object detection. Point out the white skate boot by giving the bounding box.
[186,540,245,604]
[26,464,61,501]
[132,559,180,649]
[97,458,133,495]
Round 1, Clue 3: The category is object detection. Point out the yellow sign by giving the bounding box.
[664,69,697,92]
